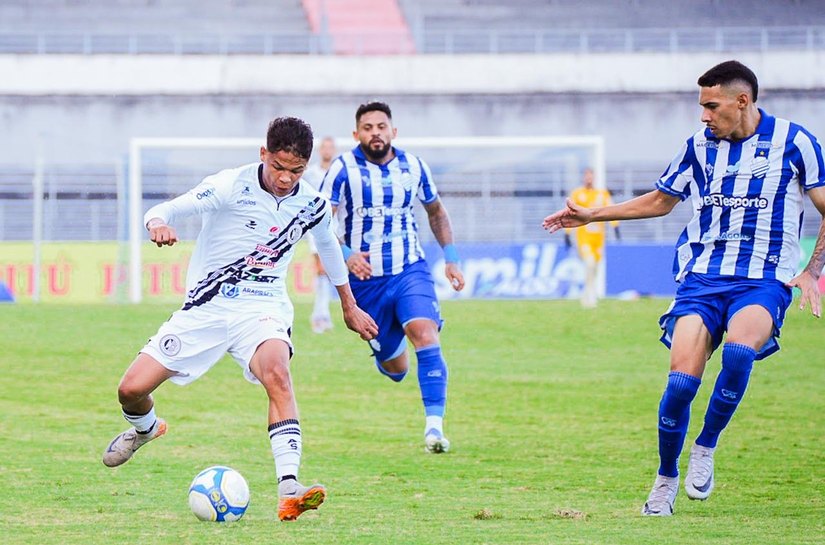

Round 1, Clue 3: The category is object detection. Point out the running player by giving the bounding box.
[543,60,825,516]
[321,101,465,453]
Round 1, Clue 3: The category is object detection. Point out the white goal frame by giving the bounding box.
[128,135,605,303]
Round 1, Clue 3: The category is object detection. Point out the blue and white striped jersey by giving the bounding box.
[657,109,825,283]
[320,145,439,277]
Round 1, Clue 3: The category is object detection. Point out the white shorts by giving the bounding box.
[141,289,294,386]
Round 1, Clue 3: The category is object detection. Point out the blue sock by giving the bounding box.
[658,371,701,478]
[416,345,448,417]
[696,343,756,449]
[375,361,407,383]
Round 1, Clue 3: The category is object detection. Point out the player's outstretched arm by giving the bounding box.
[146,217,178,247]
[423,199,465,291]
[335,284,379,340]
[543,190,680,234]
[787,186,825,318]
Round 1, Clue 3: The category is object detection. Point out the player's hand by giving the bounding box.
[342,304,379,340]
[148,222,178,247]
[786,270,822,318]
[445,262,465,291]
[346,251,372,280]
[542,199,592,233]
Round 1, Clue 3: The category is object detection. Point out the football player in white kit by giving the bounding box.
[102,117,378,522]
[302,136,337,333]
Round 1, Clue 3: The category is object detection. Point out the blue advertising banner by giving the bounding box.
[423,242,678,300]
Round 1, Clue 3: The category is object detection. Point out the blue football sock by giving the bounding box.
[696,343,756,449]
[375,361,407,383]
[657,371,701,478]
[416,344,448,417]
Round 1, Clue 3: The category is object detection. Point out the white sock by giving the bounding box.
[123,407,157,433]
[269,419,302,483]
[425,415,443,435]
[312,275,331,318]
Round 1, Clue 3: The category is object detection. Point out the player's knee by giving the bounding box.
[117,380,149,405]
[256,361,292,395]
[405,322,439,347]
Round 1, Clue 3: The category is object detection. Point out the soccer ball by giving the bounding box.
[188,466,250,522]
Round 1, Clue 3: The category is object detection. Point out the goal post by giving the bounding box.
[128,135,605,303]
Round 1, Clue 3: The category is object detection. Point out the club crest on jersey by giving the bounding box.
[287,224,304,244]
[159,334,182,356]
[751,155,769,178]
[221,284,240,298]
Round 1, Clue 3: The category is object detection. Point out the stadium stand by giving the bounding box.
[2,0,824,54]
[303,0,415,54]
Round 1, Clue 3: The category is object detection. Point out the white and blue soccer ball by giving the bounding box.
[188,466,250,522]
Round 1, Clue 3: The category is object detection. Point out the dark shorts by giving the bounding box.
[658,273,792,360]
[350,260,443,363]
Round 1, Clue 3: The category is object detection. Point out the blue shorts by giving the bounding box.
[350,260,443,363]
[659,273,792,360]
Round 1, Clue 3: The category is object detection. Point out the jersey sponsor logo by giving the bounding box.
[363,229,408,244]
[726,161,741,174]
[244,256,276,268]
[269,226,280,233]
[751,141,780,149]
[241,184,253,195]
[701,193,769,209]
[255,244,281,257]
[220,284,240,298]
[697,141,718,149]
[236,199,257,206]
[159,334,182,356]
[196,188,215,200]
[355,205,411,218]
[700,231,752,243]
[297,208,316,225]
[245,219,258,230]
[240,286,276,297]
[705,163,714,178]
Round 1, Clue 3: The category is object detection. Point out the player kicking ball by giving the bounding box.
[102,116,378,521]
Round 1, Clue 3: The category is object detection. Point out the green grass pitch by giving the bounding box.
[1,299,823,544]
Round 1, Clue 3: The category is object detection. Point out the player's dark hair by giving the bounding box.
[266,117,314,160]
[356,101,393,124]
[697,60,759,102]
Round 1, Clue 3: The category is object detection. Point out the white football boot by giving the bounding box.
[424,428,450,454]
[641,474,679,516]
[685,443,715,500]
[102,418,167,467]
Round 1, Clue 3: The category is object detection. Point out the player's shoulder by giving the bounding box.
[208,162,258,186]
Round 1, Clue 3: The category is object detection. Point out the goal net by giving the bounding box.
[126,136,605,303]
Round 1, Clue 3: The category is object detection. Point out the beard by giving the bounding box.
[360,140,391,162]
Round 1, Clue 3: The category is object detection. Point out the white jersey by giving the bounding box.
[656,110,825,283]
[144,162,348,309]
[320,145,438,277]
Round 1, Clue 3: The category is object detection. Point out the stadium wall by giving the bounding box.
[2,52,824,171]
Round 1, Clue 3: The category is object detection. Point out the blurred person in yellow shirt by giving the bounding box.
[565,168,620,307]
